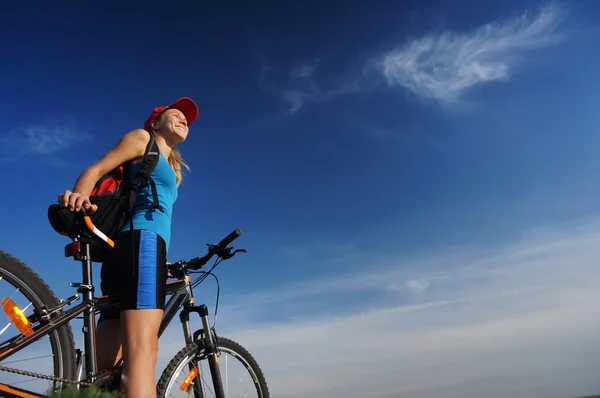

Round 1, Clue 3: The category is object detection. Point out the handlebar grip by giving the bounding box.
[218,229,242,248]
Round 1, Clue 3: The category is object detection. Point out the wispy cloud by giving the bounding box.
[405,278,430,294]
[263,3,567,114]
[224,295,599,398]
[280,76,367,115]
[259,59,373,115]
[281,89,319,114]
[153,215,600,397]
[289,59,320,79]
[3,116,92,158]
[377,3,565,102]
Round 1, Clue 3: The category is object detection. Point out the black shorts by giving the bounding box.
[98,229,167,322]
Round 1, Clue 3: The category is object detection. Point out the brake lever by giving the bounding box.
[217,247,247,260]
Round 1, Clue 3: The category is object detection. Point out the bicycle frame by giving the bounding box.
[0,237,219,397]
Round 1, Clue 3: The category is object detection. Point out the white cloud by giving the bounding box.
[280,78,368,114]
[153,214,600,398]
[223,295,599,398]
[4,116,92,156]
[267,3,568,114]
[260,57,372,114]
[377,3,565,102]
[289,60,319,79]
[405,278,430,294]
[282,90,319,114]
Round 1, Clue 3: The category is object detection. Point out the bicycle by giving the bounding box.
[0,207,270,398]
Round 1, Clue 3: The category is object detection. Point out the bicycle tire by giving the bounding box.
[0,249,76,392]
[156,336,270,398]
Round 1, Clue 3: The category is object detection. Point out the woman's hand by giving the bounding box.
[58,190,98,213]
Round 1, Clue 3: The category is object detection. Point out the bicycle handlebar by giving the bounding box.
[166,229,245,279]
[218,229,242,248]
[185,228,243,270]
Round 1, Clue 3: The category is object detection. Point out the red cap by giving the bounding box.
[144,97,199,131]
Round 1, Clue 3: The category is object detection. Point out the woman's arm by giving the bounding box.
[58,129,149,212]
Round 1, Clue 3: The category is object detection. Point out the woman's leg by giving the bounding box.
[96,251,124,373]
[96,319,122,371]
[121,309,163,397]
[117,229,168,397]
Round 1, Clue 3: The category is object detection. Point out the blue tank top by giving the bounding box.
[120,148,178,252]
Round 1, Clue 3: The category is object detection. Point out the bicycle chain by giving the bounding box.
[0,364,93,386]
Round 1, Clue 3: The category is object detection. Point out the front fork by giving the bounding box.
[180,303,225,398]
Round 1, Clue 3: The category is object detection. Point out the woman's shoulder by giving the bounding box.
[123,128,152,142]
[95,129,152,169]
[119,129,152,154]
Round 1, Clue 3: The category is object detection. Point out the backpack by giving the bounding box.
[48,129,162,262]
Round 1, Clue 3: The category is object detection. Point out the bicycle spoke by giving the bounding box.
[0,322,11,336]
[2,354,55,365]
[198,364,216,396]
[8,377,42,386]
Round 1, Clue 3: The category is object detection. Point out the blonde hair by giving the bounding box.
[151,111,191,186]
[168,146,191,186]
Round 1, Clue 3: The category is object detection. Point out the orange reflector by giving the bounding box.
[1,298,33,336]
[180,366,199,391]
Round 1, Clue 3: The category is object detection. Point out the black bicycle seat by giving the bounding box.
[48,204,104,246]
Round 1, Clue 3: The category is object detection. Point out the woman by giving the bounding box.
[58,97,198,398]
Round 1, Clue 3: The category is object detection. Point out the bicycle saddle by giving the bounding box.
[48,204,114,262]
[48,203,85,238]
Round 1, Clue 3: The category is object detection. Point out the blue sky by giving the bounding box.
[2,1,600,397]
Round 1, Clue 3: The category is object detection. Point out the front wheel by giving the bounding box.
[156,336,270,398]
